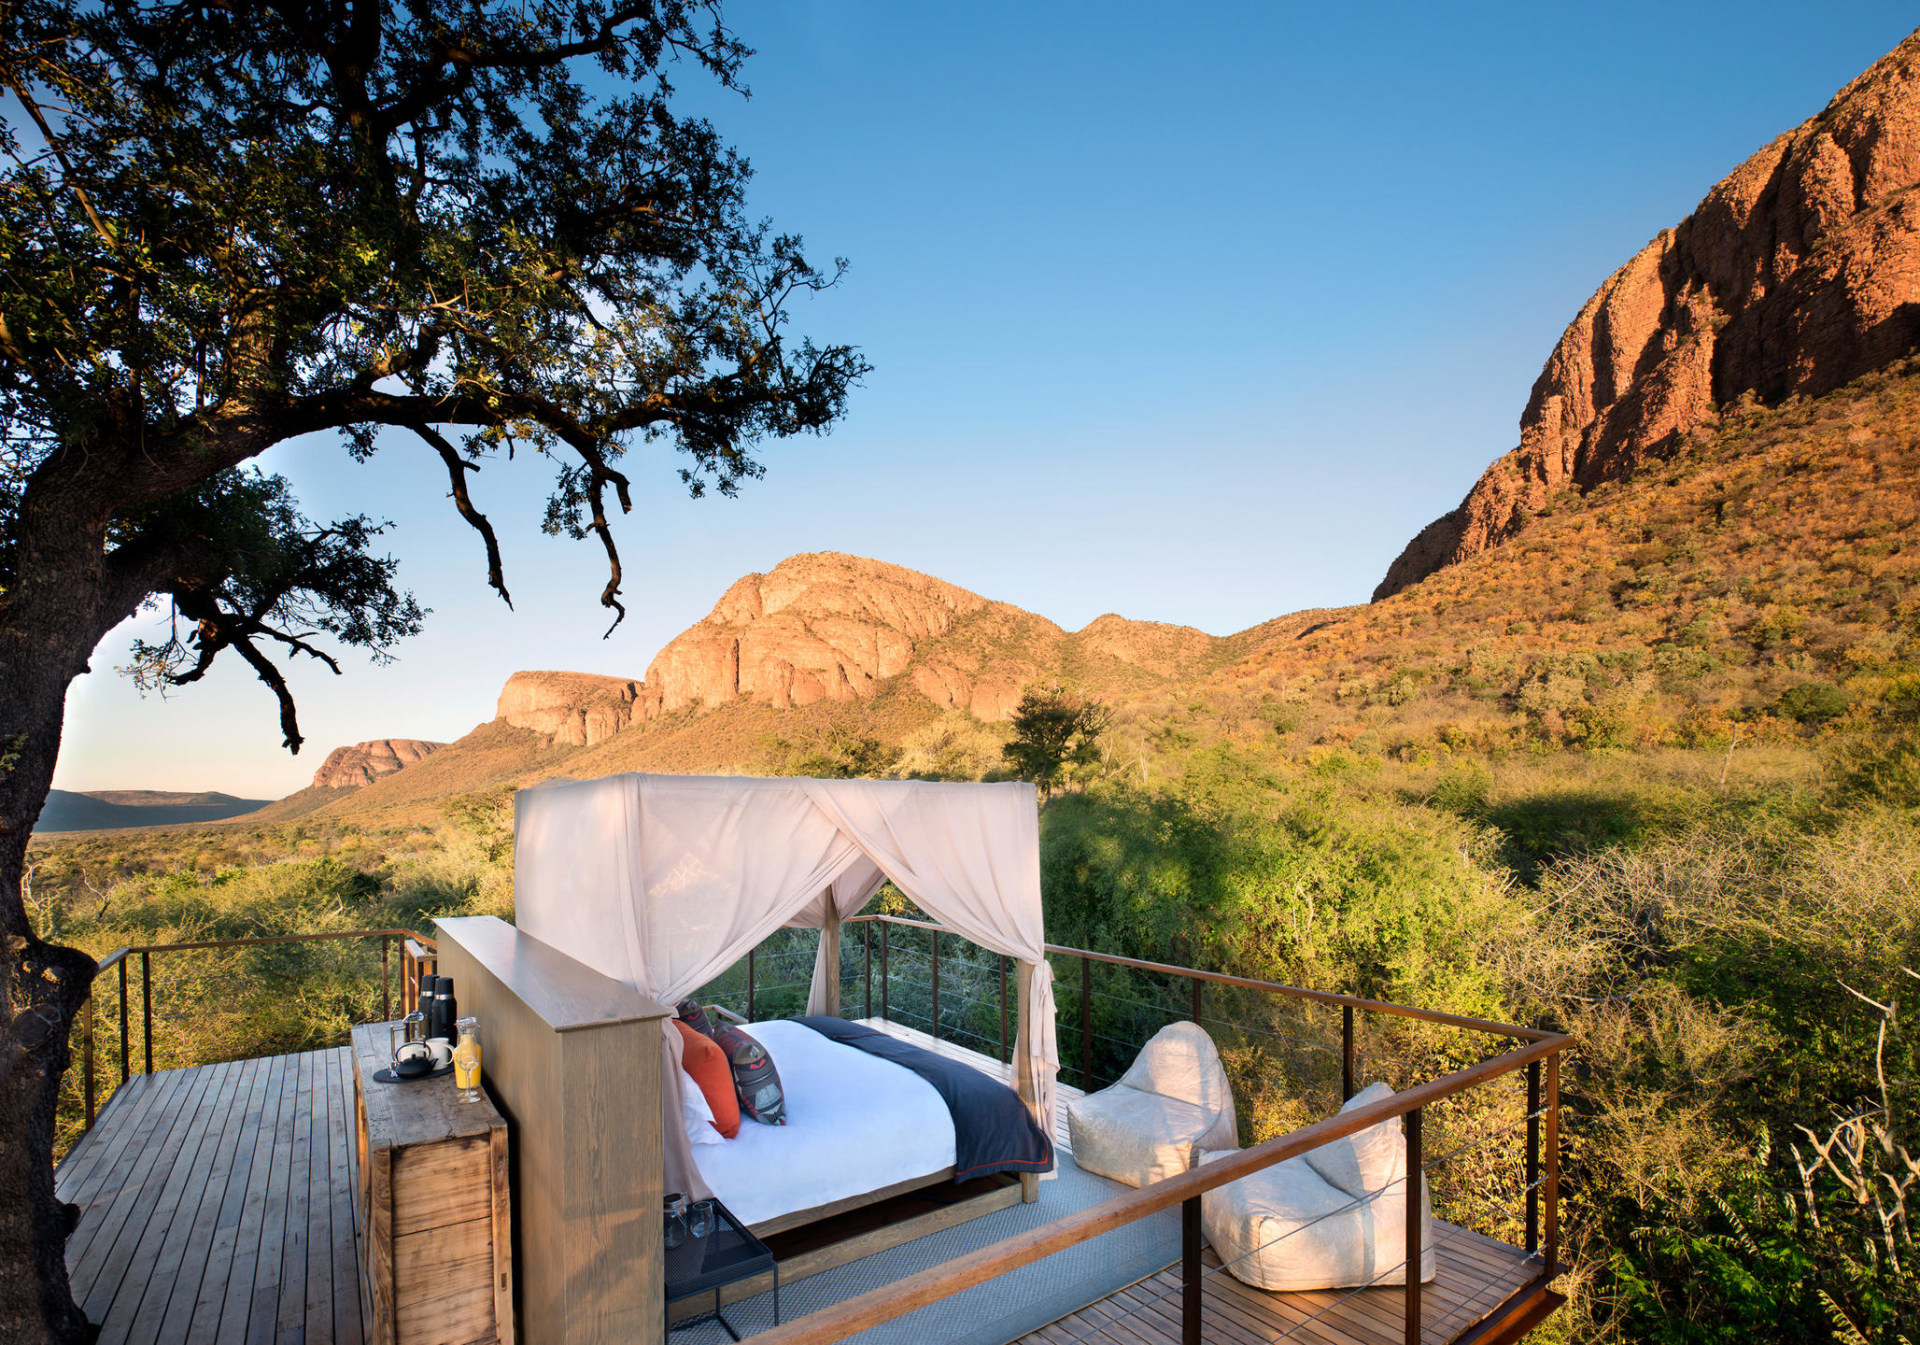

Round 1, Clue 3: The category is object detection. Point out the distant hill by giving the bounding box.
[37,790,272,833]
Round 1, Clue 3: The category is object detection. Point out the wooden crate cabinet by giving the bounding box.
[353,1022,514,1345]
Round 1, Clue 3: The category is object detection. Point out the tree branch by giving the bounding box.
[408,423,511,607]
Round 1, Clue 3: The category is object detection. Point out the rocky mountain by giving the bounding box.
[248,553,1240,824]
[494,553,1232,749]
[497,672,641,746]
[310,739,445,789]
[1376,26,1920,599]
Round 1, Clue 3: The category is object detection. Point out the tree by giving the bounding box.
[0,4,864,1336]
[1001,684,1110,800]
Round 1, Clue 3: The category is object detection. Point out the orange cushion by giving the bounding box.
[675,1020,740,1139]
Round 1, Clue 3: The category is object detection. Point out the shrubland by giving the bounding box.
[30,369,1920,1339]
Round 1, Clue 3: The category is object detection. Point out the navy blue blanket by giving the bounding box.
[791,1016,1055,1182]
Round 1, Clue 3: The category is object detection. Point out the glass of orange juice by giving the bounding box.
[453,1017,483,1103]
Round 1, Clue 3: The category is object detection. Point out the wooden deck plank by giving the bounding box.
[275,1049,316,1345]
[63,1069,188,1280]
[1015,1229,1540,1345]
[215,1052,291,1345]
[245,1048,306,1345]
[78,1061,234,1325]
[326,1048,365,1345]
[143,1055,264,1345]
[58,1068,158,1195]
[183,1056,278,1345]
[67,1069,207,1334]
[96,1061,245,1345]
[304,1047,337,1345]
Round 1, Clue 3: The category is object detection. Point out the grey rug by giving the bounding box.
[672,1153,1179,1345]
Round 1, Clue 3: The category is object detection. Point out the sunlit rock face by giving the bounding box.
[310,739,445,789]
[1376,28,1920,600]
[495,672,642,747]
[638,552,991,715]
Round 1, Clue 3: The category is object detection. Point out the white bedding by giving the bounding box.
[690,1019,958,1229]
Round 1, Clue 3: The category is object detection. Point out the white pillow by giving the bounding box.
[682,1072,725,1146]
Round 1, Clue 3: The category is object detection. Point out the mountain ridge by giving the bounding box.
[1375,24,1920,599]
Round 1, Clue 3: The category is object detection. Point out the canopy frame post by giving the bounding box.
[820,890,842,1018]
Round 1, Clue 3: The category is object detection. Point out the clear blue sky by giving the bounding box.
[51,1,1920,800]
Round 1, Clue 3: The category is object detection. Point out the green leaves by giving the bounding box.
[1002,683,1110,799]
[2,0,864,750]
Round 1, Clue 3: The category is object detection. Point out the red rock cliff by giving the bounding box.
[1376,26,1920,599]
[640,552,991,715]
[310,739,443,789]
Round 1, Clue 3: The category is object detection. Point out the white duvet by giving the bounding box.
[691,1019,958,1229]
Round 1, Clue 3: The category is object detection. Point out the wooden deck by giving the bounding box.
[57,1049,366,1345]
[57,1032,1550,1345]
[867,1021,1550,1345]
[1016,1239,1545,1345]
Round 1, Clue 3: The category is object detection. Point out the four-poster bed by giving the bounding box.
[509,773,1061,1237]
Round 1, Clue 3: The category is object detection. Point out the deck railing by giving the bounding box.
[782,912,1573,1345]
[77,928,437,1133]
[70,917,1567,1345]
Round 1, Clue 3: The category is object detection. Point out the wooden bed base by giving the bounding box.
[671,1172,1028,1324]
[749,1166,960,1238]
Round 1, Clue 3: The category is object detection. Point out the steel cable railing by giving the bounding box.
[76,927,435,1133]
[740,915,1566,1345]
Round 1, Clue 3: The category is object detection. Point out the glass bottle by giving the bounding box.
[453,1017,482,1103]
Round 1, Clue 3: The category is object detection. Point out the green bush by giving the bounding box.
[1776,682,1849,724]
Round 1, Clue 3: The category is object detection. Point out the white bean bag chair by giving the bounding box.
[1067,1022,1238,1188]
[1200,1082,1436,1291]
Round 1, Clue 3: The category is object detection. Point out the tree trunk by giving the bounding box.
[0,509,133,1344]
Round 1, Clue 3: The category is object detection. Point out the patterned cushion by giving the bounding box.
[676,998,719,1039]
[711,1022,787,1125]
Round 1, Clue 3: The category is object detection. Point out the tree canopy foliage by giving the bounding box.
[0,0,865,743]
[0,5,863,1336]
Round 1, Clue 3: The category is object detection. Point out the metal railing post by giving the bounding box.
[1182,1195,1202,1345]
[1191,975,1202,1027]
[83,992,95,1131]
[1342,1004,1355,1100]
[880,922,889,1022]
[141,950,153,1074]
[864,925,873,1020]
[1526,1061,1541,1254]
[999,955,1009,1063]
[1081,955,1093,1090]
[1546,1049,1561,1277]
[118,959,129,1085]
[1405,1105,1423,1345]
[381,935,391,1023]
[748,947,756,1022]
[930,929,940,1042]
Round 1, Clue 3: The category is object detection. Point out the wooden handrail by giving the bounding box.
[747,1031,1571,1345]
[844,913,1554,1042]
[92,927,434,959]
[78,927,437,1132]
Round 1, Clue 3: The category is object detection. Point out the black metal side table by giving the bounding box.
[664,1198,778,1341]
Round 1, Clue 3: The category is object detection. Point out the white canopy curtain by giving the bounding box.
[511,773,1059,1203]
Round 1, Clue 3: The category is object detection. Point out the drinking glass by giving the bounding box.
[687,1198,716,1241]
[663,1194,687,1250]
